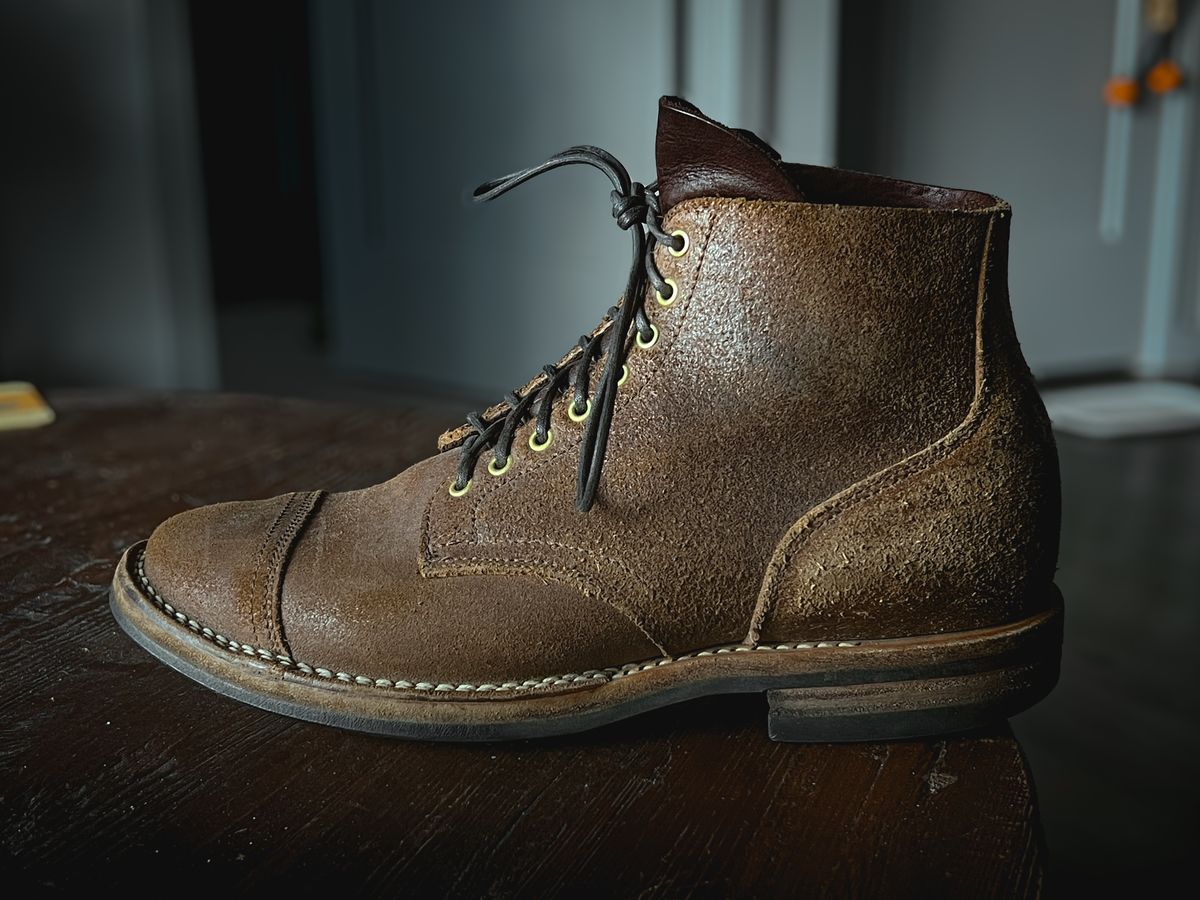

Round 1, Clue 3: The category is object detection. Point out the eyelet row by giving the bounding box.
[448,227,688,497]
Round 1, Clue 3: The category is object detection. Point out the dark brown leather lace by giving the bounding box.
[453,146,683,512]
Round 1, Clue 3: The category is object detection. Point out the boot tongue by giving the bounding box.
[655,96,804,212]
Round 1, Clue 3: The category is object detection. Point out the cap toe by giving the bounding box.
[141,494,298,651]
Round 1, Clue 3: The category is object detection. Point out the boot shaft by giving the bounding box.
[425,97,1059,655]
[660,194,998,500]
[428,200,1057,655]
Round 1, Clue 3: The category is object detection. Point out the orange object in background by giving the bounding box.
[1146,59,1184,94]
[1104,75,1140,106]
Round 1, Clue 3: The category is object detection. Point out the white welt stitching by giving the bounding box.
[134,550,859,696]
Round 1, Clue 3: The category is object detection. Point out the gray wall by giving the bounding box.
[10,1,1186,393]
[0,0,216,390]
[310,0,838,400]
[839,0,1200,379]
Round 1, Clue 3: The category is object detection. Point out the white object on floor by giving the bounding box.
[1043,381,1200,439]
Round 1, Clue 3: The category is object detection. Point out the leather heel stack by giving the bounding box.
[766,657,1060,743]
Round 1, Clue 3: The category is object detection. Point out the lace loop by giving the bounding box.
[455,146,679,512]
[611,184,649,231]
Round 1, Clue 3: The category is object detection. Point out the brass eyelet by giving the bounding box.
[618,363,629,386]
[668,229,689,257]
[567,398,591,423]
[528,429,554,452]
[656,277,678,307]
[635,324,659,350]
[448,478,472,497]
[487,455,512,477]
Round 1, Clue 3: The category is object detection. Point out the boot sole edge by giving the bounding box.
[110,542,1062,743]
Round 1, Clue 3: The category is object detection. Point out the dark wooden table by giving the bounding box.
[1,392,1044,897]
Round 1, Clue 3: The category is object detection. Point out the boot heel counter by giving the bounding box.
[755,369,1060,643]
[754,212,1061,643]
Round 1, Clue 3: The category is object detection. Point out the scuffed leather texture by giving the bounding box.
[655,96,804,211]
[143,490,323,656]
[278,456,662,683]
[424,198,1000,661]
[753,215,1062,642]
[138,100,1062,687]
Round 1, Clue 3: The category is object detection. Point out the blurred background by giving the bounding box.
[4,0,1200,406]
[1,0,1198,893]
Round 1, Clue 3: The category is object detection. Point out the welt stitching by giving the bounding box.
[134,548,859,695]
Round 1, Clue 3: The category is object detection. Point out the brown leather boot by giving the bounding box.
[111,97,1062,742]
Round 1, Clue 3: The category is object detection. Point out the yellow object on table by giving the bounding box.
[0,382,56,430]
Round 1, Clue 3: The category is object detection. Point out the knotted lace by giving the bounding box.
[453,146,683,512]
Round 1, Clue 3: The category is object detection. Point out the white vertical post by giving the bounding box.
[676,0,840,165]
[1098,0,1141,244]
[1136,6,1199,377]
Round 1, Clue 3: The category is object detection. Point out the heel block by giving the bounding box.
[766,660,1059,743]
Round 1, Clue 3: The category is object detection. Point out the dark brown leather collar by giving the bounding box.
[655,96,1000,214]
[655,96,804,211]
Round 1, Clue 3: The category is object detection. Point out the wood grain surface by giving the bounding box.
[0,392,1043,897]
